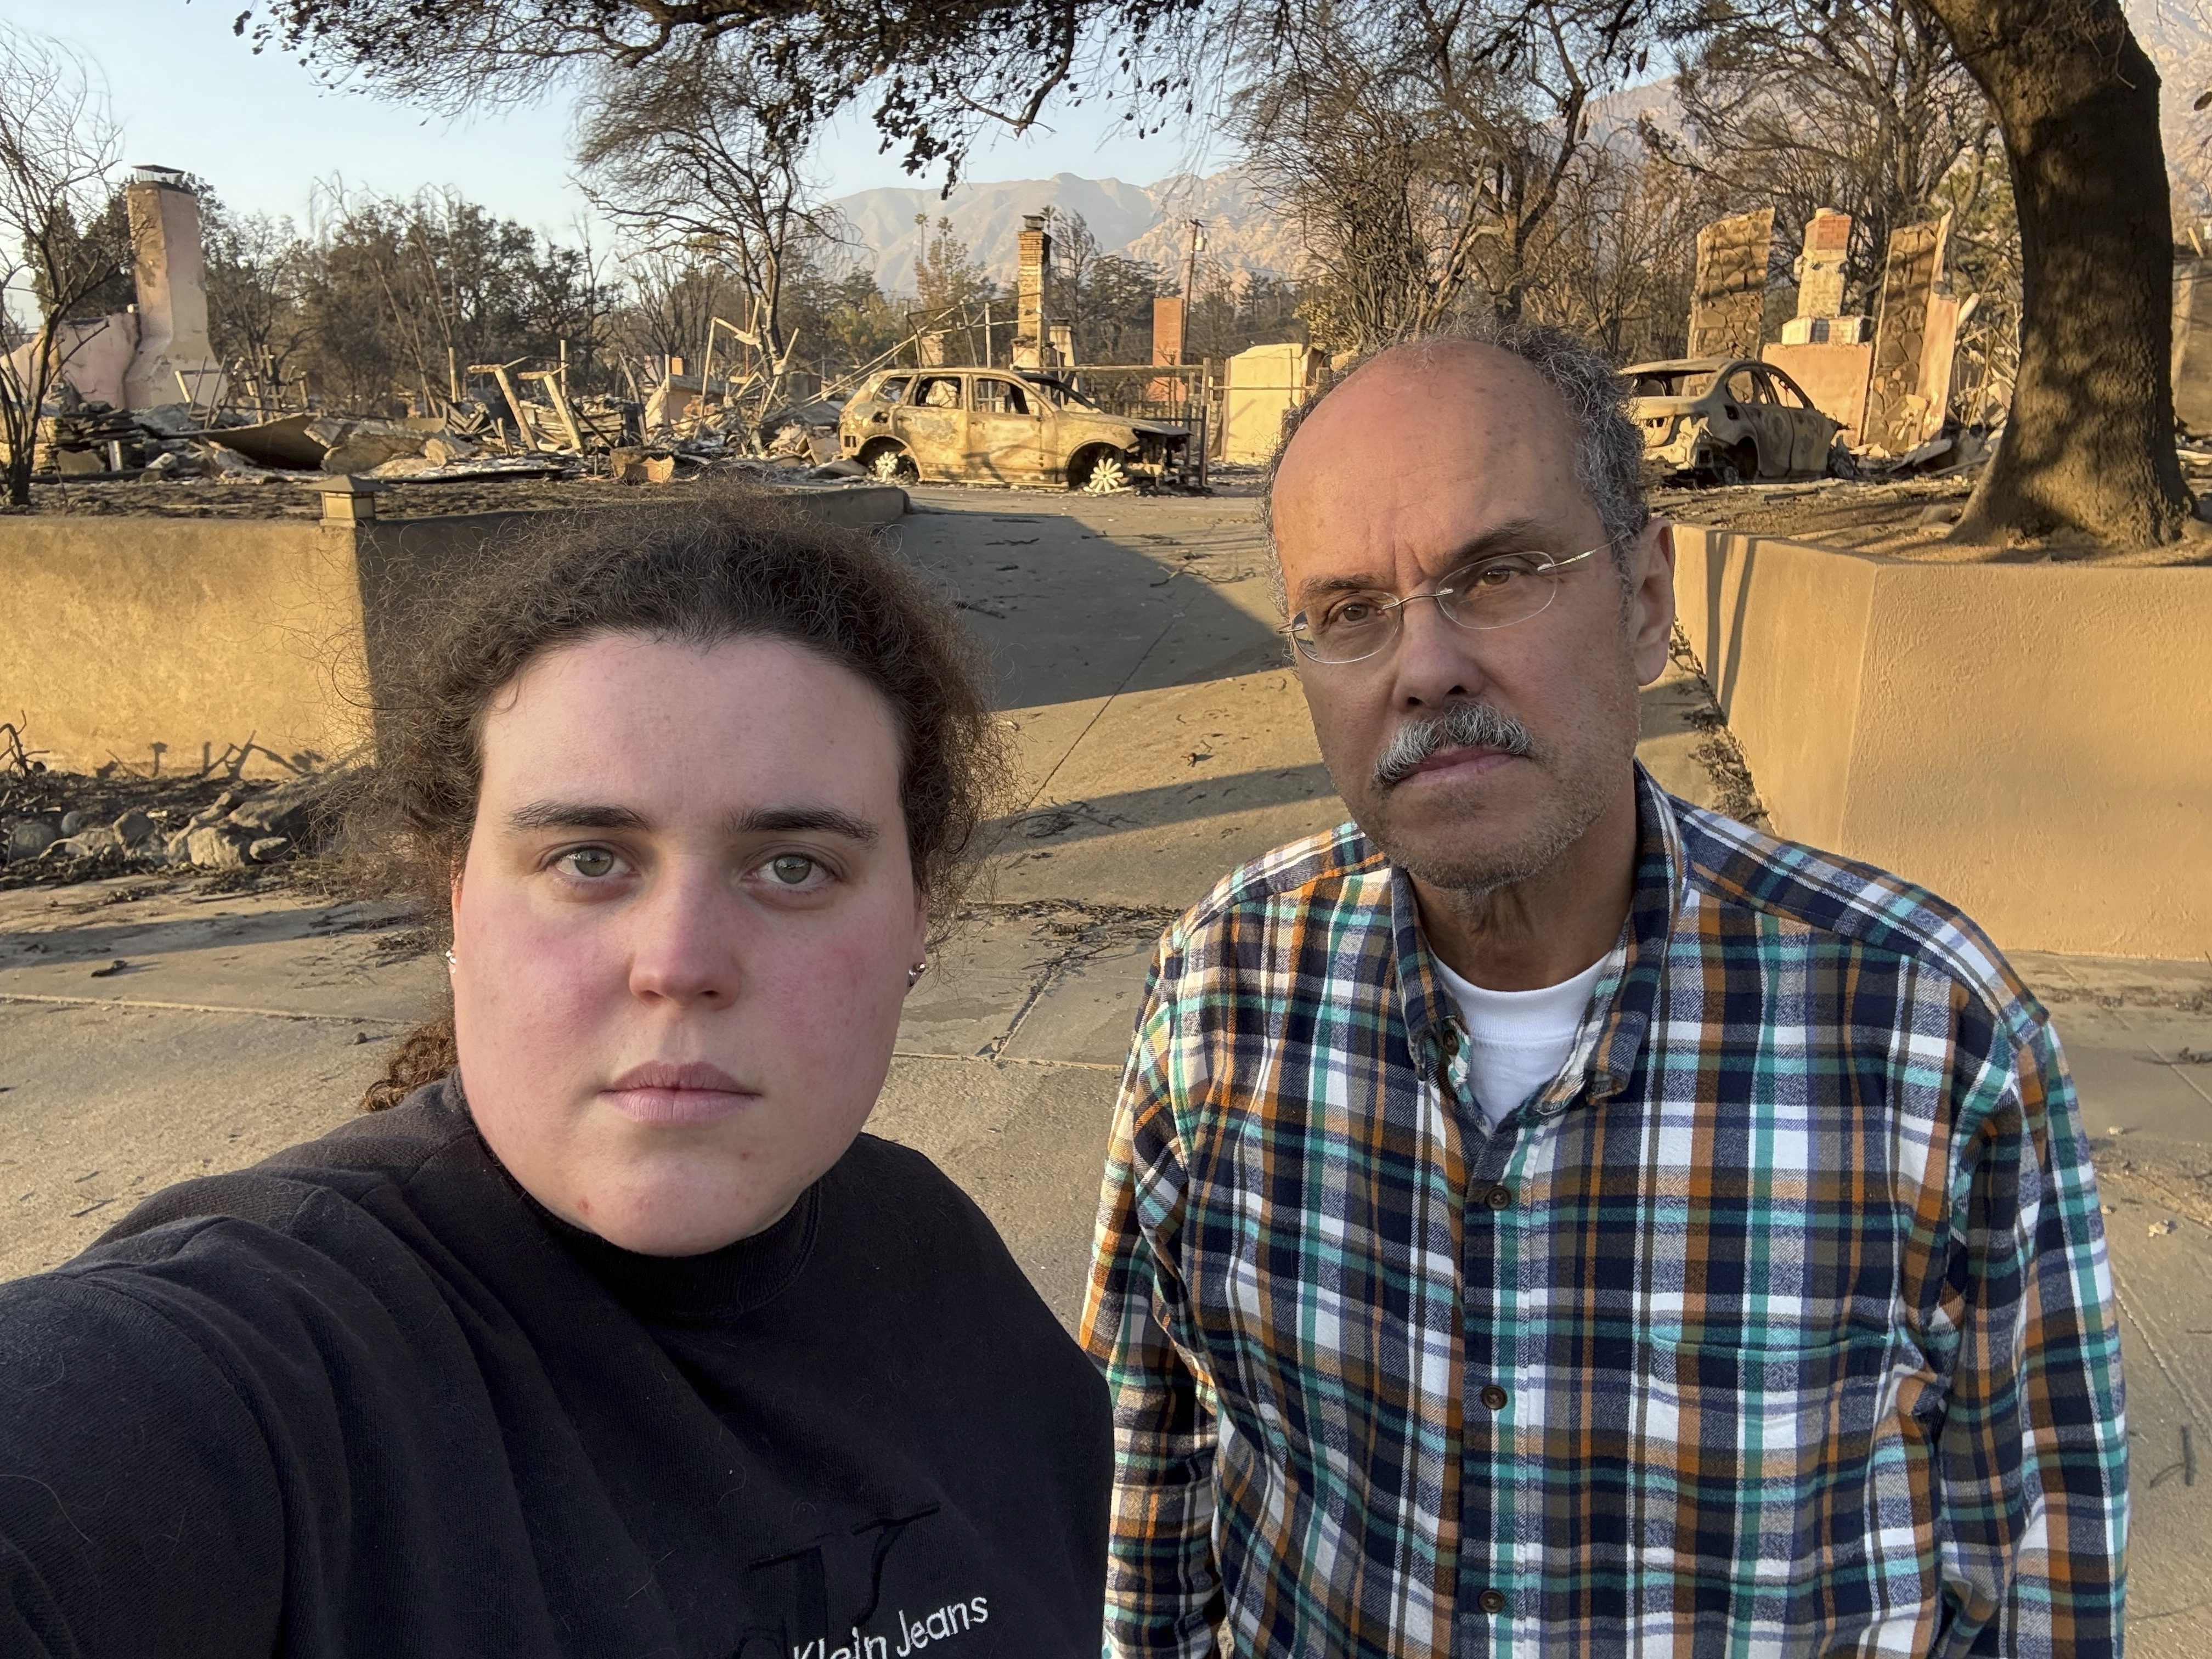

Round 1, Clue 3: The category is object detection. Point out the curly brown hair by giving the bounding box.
[352,490,1007,1110]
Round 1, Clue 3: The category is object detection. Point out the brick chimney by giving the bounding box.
[1012,214,1053,370]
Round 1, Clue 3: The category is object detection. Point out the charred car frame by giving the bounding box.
[1626,357,1843,485]
[838,368,1192,491]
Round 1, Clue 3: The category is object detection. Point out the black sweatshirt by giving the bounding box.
[0,1079,1111,1658]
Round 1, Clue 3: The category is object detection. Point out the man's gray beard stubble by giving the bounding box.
[1367,701,1590,899]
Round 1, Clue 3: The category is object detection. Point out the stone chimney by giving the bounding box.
[1796,209,1852,321]
[1780,208,1872,346]
[123,166,226,411]
[1012,214,1053,370]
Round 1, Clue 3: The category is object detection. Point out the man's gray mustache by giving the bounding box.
[1373,702,1535,787]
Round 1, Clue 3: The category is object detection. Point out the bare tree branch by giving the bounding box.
[0,25,125,507]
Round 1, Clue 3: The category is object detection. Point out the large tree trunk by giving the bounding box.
[1921,0,2192,545]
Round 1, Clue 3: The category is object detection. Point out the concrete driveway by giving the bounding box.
[3,485,2205,1645]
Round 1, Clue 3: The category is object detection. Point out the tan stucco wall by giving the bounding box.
[1223,343,1321,465]
[1672,524,2212,958]
[1760,341,1873,442]
[2,486,909,781]
[2,516,374,777]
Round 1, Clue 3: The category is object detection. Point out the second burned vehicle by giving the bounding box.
[1625,357,1843,484]
[838,368,1192,491]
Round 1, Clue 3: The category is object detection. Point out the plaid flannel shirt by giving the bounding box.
[1080,768,2126,1658]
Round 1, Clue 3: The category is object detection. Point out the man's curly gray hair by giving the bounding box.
[1259,319,1652,614]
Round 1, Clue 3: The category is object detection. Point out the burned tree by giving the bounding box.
[0,27,125,508]
[253,0,2200,546]
[1667,0,1990,318]
[1235,0,1655,347]
[575,43,841,428]
[290,185,615,413]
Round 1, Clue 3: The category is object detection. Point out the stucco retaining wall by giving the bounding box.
[2,485,907,781]
[1672,524,2211,958]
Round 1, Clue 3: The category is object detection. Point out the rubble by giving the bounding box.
[0,738,346,890]
[5,166,1014,509]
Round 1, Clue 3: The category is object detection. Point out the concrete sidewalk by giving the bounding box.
[3,486,2205,1645]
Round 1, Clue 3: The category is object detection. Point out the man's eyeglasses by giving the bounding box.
[1288,548,1602,665]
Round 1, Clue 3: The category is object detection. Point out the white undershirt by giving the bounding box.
[1431,955,1606,1130]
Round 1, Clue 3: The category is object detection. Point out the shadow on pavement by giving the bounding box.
[985,762,1339,851]
[893,493,1288,710]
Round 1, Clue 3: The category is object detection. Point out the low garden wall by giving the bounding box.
[1671,524,2211,958]
[0,484,907,782]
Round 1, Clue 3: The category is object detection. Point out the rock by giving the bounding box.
[59,810,92,835]
[4,819,58,864]
[246,836,292,863]
[311,417,429,475]
[421,435,479,466]
[202,443,283,481]
[225,777,321,844]
[184,825,252,870]
[111,808,155,847]
[52,825,124,860]
[189,786,251,831]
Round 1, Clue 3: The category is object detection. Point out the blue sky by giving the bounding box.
[0,0,1220,242]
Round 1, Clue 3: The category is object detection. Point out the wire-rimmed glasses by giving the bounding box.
[1288,548,1603,665]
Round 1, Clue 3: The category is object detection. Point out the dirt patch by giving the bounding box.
[1661,628,1770,829]
[1653,461,2212,567]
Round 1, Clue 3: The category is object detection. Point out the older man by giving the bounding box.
[1080,325,2125,1657]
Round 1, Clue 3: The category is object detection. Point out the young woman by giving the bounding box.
[0,500,1110,1657]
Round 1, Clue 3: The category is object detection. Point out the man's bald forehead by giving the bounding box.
[1275,337,1578,497]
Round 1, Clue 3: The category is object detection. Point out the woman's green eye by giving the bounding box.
[769,855,817,885]
[566,848,617,878]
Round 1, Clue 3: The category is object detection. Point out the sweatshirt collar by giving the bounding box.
[447,1073,821,1324]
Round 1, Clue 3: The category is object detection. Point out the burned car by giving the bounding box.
[838,368,1190,491]
[1625,357,1842,484]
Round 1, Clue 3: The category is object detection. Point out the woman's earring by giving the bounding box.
[445,949,458,973]
[906,960,928,988]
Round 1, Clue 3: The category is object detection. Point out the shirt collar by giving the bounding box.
[1386,764,1685,1101]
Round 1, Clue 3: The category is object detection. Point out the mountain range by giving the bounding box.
[826,168,1305,296]
[826,0,2212,298]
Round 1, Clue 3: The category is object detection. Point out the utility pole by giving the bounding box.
[1172,219,1207,369]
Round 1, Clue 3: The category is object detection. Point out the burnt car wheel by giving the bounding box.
[1072,445,1131,494]
[862,442,918,484]
[1709,441,1757,487]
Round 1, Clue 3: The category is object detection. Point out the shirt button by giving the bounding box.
[1440,1028,1460,1057]
[1480,1384,1509,1410]
[1478,1589,1508,1615]
[1485,1183,1513,1210]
